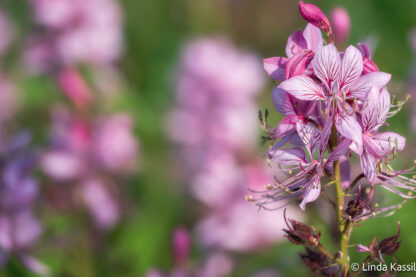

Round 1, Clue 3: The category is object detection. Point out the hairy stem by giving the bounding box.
[330,123,349,274]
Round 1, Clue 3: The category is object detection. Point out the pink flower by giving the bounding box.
[330,7,350,43]
[27,0,123,70]
[93,114,139,173]
[279,44,391,153]
[264,24,323,82]
[356,87,405,183]
[80,178,120,230]
[265,131,350,210]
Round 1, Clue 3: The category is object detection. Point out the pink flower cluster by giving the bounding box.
[25,0,122,72]
[168,37,301,253]
[256,2,414,211]
[41,105,139,229]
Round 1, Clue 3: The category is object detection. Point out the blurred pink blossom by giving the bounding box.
[26,0,123,71]
[168,37,302,254]
[330,7,351,43]
[41,107,139,229]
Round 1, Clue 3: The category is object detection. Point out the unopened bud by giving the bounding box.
[299,2,331,36]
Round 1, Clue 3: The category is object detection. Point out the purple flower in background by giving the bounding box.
[0,132,48,275]
[26,0,123,71]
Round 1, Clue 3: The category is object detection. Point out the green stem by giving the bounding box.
[330,123,349,273]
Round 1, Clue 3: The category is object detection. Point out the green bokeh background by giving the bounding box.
[2,0,416,276]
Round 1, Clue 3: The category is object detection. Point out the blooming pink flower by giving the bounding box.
[356,87,405,183]
[265,128,350,210]
[279,44,391,153]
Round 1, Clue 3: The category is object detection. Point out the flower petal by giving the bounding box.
[285,30,307,58]
[312,43,341,89]
[360,150,377,183]
[279,75,325,101]
[360,86,390,132]
[263,57,287,82]
[327,138,351,163]
[299,178,321,210]
[373,132,406,154]
[349,72,391,99]
[303,23,323,52]
[335,114,363,154]
[268,147,308,166]
[272,87,295,115]
[296,121,320,157]
[357,43,371,58]
[339,45,363,90]
[275,115,298,137]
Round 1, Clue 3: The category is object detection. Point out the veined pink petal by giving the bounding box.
[263,57,287,82]
[279,75,325,101]
[275,115,298,137]
[335,114,362,154]
[362,58,379,74]
[303,23,323,52]
[268,147,308,166]
[361,86,390,132]
[339,45,363,90]
[349,72,391,99]
[299,178,321,210]
[313,44,341,90]
[295,122,320,157]
[286,30,307,58]
[272,87,295,115]
[285,51,313,79]
[373,132,405,154]
[360,150,377,183]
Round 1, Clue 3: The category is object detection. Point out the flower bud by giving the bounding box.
[300,248,338,275]
[330,7,350,43]
[377,222,401,256]
[58,68,92,108]
[356,222,401,260]
[285,50,314,79]
[283,209,321,246]
[299,2,331,34]
[172,227,190,266]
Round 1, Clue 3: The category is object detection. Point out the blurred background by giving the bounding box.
[0,0,416,276]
